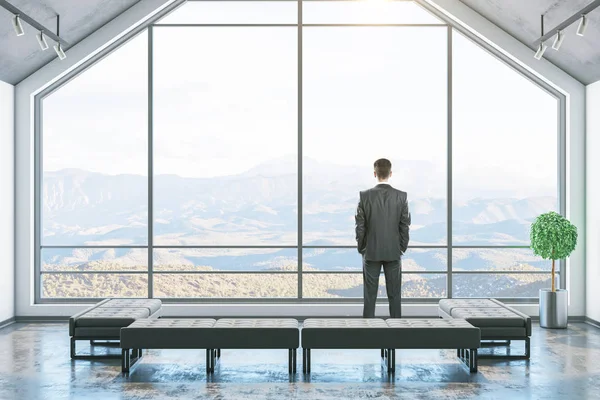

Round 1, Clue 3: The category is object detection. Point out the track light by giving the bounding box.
[576,15,588,36]
[534,43,548,60]
[552,30,565,50]
[12,14,24,36]
[53,43,66,60]
[36,31,49,50]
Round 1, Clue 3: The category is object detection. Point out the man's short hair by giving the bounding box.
[374,158,392,179]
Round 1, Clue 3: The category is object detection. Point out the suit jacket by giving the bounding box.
[355,183,411,261]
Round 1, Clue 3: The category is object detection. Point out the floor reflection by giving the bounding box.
[0,323,599,399]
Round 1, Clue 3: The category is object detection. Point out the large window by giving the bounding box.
[37,0,562,302]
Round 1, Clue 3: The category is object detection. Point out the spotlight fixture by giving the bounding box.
[534,43,548,60]
[53,43,66,60]
[532,1,600,59]
[552,30,565,50]
[576,15,588,36]
[36,31,49,50]
[12,14,24,36]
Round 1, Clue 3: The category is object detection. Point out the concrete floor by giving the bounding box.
[0,322,599,399]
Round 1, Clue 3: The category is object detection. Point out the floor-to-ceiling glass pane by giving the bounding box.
[153,27,298,247]
[452,31,559,247]
[42,32,148,247]
[303,27,448,246]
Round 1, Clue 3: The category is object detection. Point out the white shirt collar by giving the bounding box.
[376,182,390,186]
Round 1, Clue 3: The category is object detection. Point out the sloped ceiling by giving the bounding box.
[1,1,598,85]
[460,0,600,85]
[0,0,139,85]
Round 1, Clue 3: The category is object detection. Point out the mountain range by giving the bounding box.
[42,157,555,248]
[41,157,555,275]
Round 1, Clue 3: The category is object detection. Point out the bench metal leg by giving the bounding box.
[293,349,297,373]
[470,349,478,373]
[206,349,211,373]
[302,349,311,374]
[387,349,395,374]
[121,348,142,374]
[212,349,219,369]
[287,349,297,374]
[71,337,122,360]
[302,349,306,373]
[458,348,478,373]
[132,348,143,359]
[206,349,216,373]
[122,349,129,373]
[477,337,530,360]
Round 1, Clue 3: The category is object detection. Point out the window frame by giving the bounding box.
[33,0,566,304]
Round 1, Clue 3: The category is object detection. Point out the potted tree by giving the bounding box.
[530,211,577,329]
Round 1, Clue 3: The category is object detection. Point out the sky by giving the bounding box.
[41,0,558,199]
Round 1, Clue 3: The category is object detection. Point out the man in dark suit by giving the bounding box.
[355,158,411,318]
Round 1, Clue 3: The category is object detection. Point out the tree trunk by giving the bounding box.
[551,258,555,292]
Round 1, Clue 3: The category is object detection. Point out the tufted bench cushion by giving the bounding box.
[75,307,150,327]
[69,298,163,337]
[450,307,531,337]
[120,319,217,349]
[302,319,391,349]
[438,298,532,338]
[99,299,162,315]
[385,319,480,349]
[438,299,502,316]
[209,319,300,349]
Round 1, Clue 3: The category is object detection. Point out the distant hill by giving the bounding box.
[42,159,556,248]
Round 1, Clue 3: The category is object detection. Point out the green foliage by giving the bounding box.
[530,211,578,260]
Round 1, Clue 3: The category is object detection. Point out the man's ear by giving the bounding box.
[374,171,377,178]
[389,171,393,178]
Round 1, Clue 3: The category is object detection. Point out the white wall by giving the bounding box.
[14,0,586,318]
[586,80,600,322]
[0,80,15,324]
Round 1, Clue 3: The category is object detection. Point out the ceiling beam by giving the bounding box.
[533,0,600,46]
[0,0,70,47]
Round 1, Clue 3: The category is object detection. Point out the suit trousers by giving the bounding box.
[362,258,402,318]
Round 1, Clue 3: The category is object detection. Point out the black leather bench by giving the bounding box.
[438,298,531,360]
[69,298,162,359]
[120,318,217,373]
[120,318,300,374]
[301,318,480,373]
